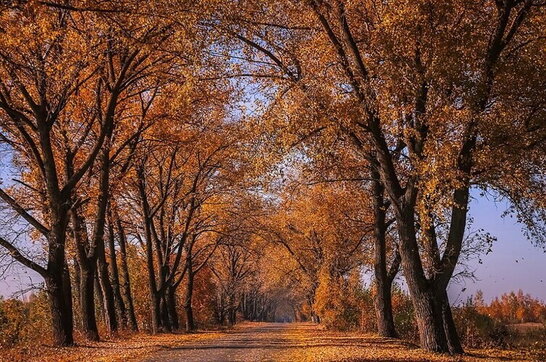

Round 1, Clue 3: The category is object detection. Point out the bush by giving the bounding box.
[0,292,50,349]
[453,300,509,348]
[314,269,363,331]
[391,286,418,341]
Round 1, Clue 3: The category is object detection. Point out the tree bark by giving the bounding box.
[80,265,99,341]
[45,273,73,346]
[46,213,74,347]
[115,215,138,331]
[97,251,118,333]
[394,208,449,353]
[94,146,118,334]
[71,208,100,341]
[167,286,179,330]
[440,290,463,354]
[107,218,127,328]
[150,291,161,334]
[94,270,105,322]
[371,166,398,338]
[184,268,195,332]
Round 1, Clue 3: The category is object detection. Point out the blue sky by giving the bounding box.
[447,192,546,303]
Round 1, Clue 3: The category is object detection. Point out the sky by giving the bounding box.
[1,191,545,303]
[447,191,546,303]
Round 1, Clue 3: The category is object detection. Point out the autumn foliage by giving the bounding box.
[0,0,545,358]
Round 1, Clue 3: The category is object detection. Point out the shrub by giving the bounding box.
[391,286,418,341]
[314,269,363,331]
[0,292,50,349]
[453,299,509,348]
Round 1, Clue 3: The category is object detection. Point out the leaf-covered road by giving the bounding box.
[142,323,297,362]
[139,322,540,362]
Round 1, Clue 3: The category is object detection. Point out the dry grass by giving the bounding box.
[507,323,545,333]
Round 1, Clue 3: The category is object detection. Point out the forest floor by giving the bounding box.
[1,322,544,361]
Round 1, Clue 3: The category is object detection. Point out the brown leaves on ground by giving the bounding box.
[2,322,544,362]
[280,324,545,361]
[0,329,223,362]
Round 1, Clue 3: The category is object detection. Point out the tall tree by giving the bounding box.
[0,4,114,345]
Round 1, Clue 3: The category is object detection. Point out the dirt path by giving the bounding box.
[141,323,297,362]
[140,322,545,362]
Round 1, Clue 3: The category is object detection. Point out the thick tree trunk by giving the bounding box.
[45,215,74,347]
[62,261,74,337]
[440,291,463,354]
[374,274,397,337]
[167,287,179,330]
[184,271,195,332]
[411,289,448,353]
[93,146,118,334]
[371,167,398,338]
[45,274,74,346]
[159,295,172,332]
[149,291,161,334]
[79,262,99,341]
[71,208,100,341]
[73,257,81,311]
[395,209,449,353]
[94,271,105,322]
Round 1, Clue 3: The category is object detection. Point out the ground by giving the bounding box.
[1,322,544,361]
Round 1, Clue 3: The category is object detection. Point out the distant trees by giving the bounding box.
[484,290,546,324]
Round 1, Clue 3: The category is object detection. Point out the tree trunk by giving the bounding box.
[92,145,118,334]
[167,286,179,330]
[227,306,236,326]
[46,216,74,347]
[97,252,118,333]
[395,209,449,353]
[107,219,127,328]
[79,262,99,341]
[374,273,397,338]
[73,257,81,312]
[371,167,398,338]
[184,271,195,332]
[410,288,448,352]
[94,271,105,322]
[440,290,463,354]
[159,295,172,332]
[72,208,100,341]
[149,291,161,334]
[45,274,74,346]
[62,261,74,337]
[115,216,138,331]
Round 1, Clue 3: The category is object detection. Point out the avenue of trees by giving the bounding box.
[0,0,544,355]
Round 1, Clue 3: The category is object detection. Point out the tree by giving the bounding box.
[0,3,113,345]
